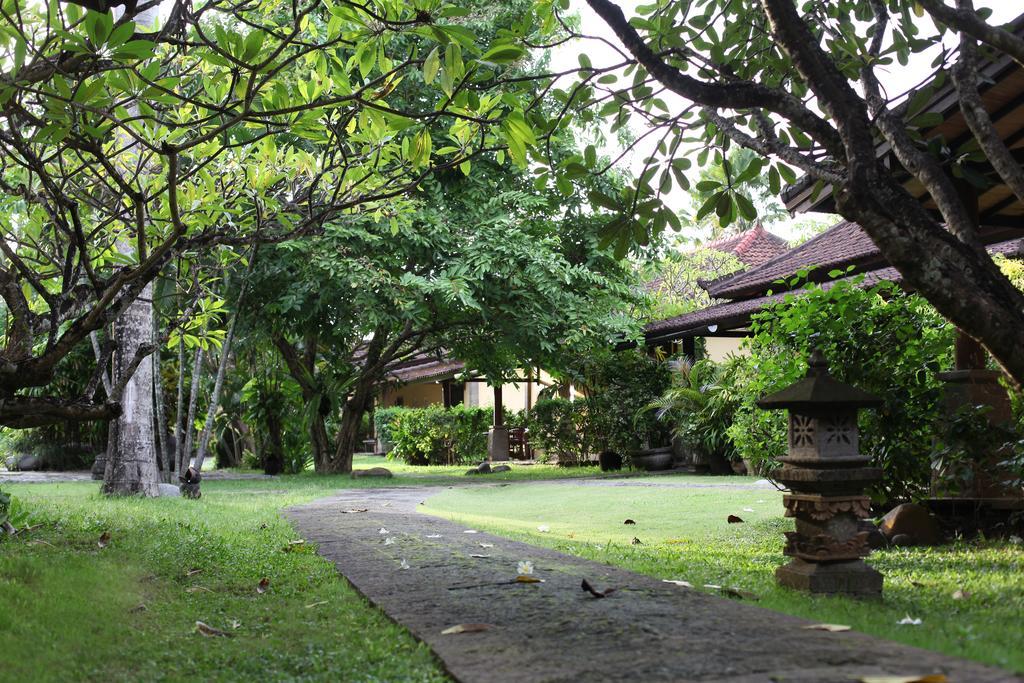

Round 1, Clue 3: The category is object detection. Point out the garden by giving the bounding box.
[4,0,1024,680]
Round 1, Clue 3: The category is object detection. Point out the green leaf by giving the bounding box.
[423,46,440,85]
[480,44,525,64]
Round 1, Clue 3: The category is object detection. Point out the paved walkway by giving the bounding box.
[286,486,1023,683]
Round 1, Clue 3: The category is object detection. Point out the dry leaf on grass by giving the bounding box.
[537,525,550,532]
[720,586,758,601]
[952,589,970,600]
[185,586,212,593]
[663,579,693,588]
[384,537,395,545]
[469,554,490,559]
[515,575,544,583]
[129,604,148,614]
[727,515,744,524]
[897,615,922,626]
[256,578,270,594]
[185,568,202,577]
[195,621,232,637]
[305,600,328,609]
[623,519,636,525]
[97,532,111,548]
[581,579,616,598]
[426,534,443,539]
[858,676,947,683]
[631,537,643,545]
[27,539,54,547]
[341,508,368,514]
[802,623,851,632]
[479,542,494,548]
[441,623,491,635]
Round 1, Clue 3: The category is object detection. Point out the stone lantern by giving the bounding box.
[757,349,884,597]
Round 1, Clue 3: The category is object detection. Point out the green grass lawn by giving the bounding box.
[422,481,1024,673]
[0,457,619,682]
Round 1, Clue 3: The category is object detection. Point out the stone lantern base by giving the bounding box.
[776,558,882,597]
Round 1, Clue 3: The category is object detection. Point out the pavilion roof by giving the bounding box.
[704,222,790,266]
[384,354,465,384]
[644,237,1024,345]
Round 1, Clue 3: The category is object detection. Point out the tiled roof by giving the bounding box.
[704,222,790,266]
[705,220,881,300]
[384,355,465,384]
[645,237,1024,343]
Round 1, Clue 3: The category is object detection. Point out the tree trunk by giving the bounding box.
[310,405,332,473]
[102,283,160,497]
[188,312,240,496]
[152,314,171,483]
[179,346,203,482]
[330,381,375,474]
[264,412,284,475]
[173,335,186,479]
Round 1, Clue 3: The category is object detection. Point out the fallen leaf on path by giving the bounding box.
[469,554,490,558]
[858,676,947,683]
[662,580,693,588]
[378,528,389,535]
[97,532,111,548]
[305,600,328,609]
[703,584,722,590]
[479,542,494,548]
[802,623,851,632]
[185,568,202,577]
[426,534,442,538]
[727,515,744,524]
[384,537,395,545]
[581,578,616,598]
[517,560,534,575]
[897,615,922,626]
[399,559,410,570]
[623,519,636,525]
[195,621,231,638]
[463,530,479,534]
[129,604,148,613]
[341,508,368,514]
[381,502,391,507]
[256,578,269,594]
[441,623,491,635]
[515,575,544,583]
[631,537,643,545]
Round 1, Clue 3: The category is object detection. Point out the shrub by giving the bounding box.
[387,406,490,465]
[525,398,590,465]
[648,357,743,463]
[728,277,954,502]
[373,407,407,452]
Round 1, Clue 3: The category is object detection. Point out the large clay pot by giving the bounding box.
[630,446,674,471]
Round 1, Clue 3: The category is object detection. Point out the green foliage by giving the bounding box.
[0,486,10,528]
[686,148,790,235]
[525,398,588,464]
[648,358,742,462]
[526,349,672,463]
[387,406,492,466]
[643,247,745,320]
[373,407,407,450]
[727,277,955,502]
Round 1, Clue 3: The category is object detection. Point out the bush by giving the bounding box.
[525,398,590,465]
[387,406,491,465]
[373,407,407,452]
[727,277,954,502]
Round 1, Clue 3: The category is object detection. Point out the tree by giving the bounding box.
[0,0,550,432]
[544,0,1024,386]
[686,148,789,237]
[246,160,641,475]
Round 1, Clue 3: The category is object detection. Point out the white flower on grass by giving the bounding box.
[517,560,534,575]
[897,614,922,626]
[378,527,389,535]
[537,525,550,532]
[384,536,395,545]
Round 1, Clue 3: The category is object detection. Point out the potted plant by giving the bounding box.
[646,357,740,475]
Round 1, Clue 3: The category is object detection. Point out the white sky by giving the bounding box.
[546,1,1020,243]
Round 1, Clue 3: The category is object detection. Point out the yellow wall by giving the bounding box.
[379,381,444,408]
[706,337,747,362]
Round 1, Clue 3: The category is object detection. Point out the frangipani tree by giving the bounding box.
[0,0,551,433]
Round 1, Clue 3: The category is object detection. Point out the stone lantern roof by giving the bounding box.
[757,349,882,411]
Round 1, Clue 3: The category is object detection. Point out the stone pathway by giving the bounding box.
[286,486,1023,683]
